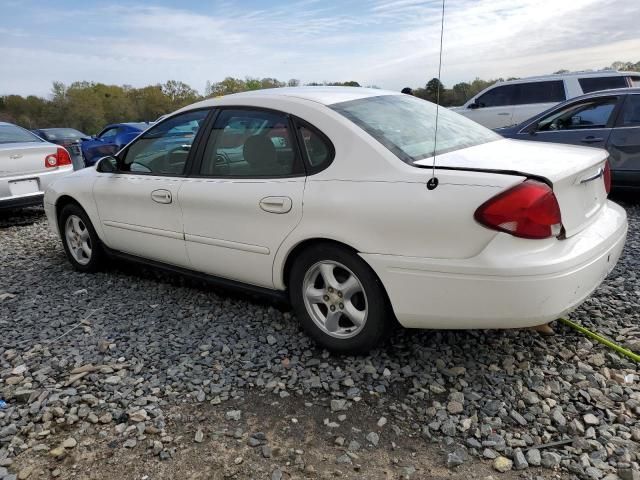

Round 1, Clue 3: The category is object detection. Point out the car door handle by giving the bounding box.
[259,196,292,214]
[151,189,172,204]
[580,136,604,144]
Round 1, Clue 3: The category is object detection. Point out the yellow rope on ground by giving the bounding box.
[559,317,639,363]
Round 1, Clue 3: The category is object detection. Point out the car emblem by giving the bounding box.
[9,154,22,160]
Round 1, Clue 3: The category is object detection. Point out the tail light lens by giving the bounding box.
[474,180,562,239]
[603,160,611,195]
[45,147,72,168]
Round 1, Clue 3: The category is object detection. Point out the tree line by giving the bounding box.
[1,60,637,134]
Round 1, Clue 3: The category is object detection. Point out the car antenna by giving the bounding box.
[427,0,446,191]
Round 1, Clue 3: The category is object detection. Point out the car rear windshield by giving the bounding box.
[331,95,500,164]
[0,124,41,144]
[41,128,86,140]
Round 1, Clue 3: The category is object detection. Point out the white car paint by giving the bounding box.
[0,122,73,209]
[44,87,627,334]
[452,70,640,129]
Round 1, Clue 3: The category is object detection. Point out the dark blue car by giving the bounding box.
[497,88,640,192]
[81,122,150,166]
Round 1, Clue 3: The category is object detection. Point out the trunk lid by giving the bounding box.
[415,139,609,238]
[0,142,58,178]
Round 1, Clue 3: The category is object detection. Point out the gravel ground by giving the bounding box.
[0,200,638,480]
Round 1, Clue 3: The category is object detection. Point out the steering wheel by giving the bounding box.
[214,152,231,174]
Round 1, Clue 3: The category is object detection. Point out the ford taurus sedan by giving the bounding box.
[1,122,73,210]
[43,88,627,352]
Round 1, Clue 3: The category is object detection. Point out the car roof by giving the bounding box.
[493,70,640,86]
[193,87,401,108]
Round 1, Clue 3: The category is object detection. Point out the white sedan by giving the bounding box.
[44,88,627,352]
[1,122,73,210]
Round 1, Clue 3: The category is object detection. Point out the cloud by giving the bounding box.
[1,0,639,97]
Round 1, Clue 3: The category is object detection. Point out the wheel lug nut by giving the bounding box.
[330,305,336,311]
[323,295,329,301]
[338,291,343,297]
[328,287,334,293]
[339,303,344,309]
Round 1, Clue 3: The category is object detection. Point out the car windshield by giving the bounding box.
[0,124,41,144]
[41,128,87,140]
[331,94,500,164]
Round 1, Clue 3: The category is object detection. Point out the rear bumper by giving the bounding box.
[0,167,73,210]
[362,201,627,329]
[612,169,640,191]
[0,192,43,210]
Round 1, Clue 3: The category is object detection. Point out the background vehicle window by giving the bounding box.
[536,97,617,131]
[578,76,627,93]
[621,95,640,126]
[120,109,208,175]
[199,109,302,177]
[630,76,640,88]
[475,85,518,108]
[99,127,119,140]
[0,124,41,144]
[514,81,566,104]
[298,124,333,168]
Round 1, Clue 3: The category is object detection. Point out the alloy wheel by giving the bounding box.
[64,215,92,265]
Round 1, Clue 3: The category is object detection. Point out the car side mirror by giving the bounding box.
[96,155,119,173]
[468,102,480,110]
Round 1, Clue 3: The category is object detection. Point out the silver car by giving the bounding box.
[0,122,73,210]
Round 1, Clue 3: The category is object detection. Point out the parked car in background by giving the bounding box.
[452,70,640,129]
[44,88,626,353]
[0,122,73,209]
[497,88,640,192]
[32,128,88,170]
[81,123,149,166]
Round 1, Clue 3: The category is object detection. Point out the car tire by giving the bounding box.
[58,203,105,273]
[289,243,390,353]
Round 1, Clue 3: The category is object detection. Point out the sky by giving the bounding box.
[1,0,640,97]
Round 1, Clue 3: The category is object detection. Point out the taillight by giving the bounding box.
[603,160,611,195]
[474,180,562,239]
[44,147,72,168]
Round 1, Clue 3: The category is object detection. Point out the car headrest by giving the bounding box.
[243,135,276,169]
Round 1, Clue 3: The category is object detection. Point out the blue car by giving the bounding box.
[81,122,150,166]
[497,88,640,192]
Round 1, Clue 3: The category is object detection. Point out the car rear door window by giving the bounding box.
[578,76,628,93]
[536,97,618,131]
[99,127,119,141]
[120,109,208,175]
[620,95,640,126]
[476,85,518,108]
[514,81,566,105]
[199,109,303,177]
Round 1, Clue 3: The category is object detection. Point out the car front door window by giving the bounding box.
[120,110,209,175]
[476,85,518,108]
[536,97,618,132]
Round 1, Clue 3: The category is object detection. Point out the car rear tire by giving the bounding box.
[289,243,390,353]
[58,203,104,273]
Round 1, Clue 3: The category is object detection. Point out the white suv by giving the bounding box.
[452,71,640,129]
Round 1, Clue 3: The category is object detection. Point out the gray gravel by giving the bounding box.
[0,200,639,480]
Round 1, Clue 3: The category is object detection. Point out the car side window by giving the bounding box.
[475,85,518,108]
[579,76,627,94]
[199,109,303,177]
[297,122,334,170]
[99,127,119,141]
[536,97,618,132]
[514,81,566,105]
[621,95,640,127]
[119,109,209,175]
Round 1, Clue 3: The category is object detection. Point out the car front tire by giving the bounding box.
[58,203,105,272]
[289,243,390,353]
